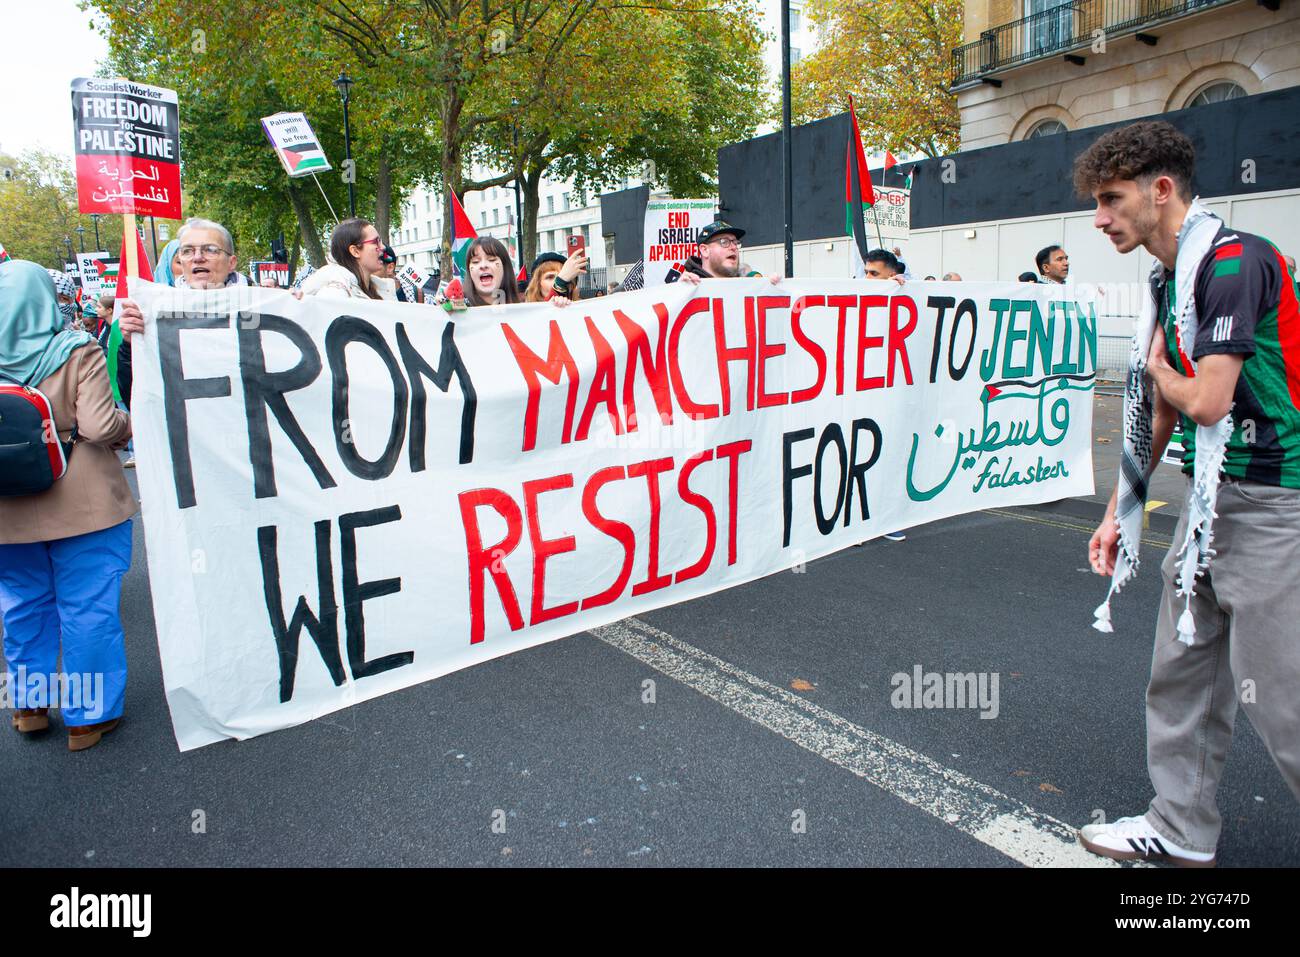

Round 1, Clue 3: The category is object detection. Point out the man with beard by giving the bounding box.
[679,221,748,282]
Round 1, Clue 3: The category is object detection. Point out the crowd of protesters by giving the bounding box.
[4,117,1298,883]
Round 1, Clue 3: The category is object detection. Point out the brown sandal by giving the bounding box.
[11,708,50,733]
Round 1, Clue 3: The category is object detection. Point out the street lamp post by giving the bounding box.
[91,214,101,249]
[780,0,794,278]
[511,101,524,273]
[75,224,86,252]
[334,72,356,217]
[63,237,74,264]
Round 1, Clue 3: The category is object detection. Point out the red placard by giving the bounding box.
[71,77,182,220]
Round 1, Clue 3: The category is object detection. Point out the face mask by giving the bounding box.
[59,301,77,324]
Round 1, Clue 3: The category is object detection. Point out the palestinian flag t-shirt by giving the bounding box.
[1157,225,1300,487]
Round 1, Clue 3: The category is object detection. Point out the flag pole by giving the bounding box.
[123,213,140,282]
[311,173,340,223]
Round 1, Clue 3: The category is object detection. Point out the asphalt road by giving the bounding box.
[3,473,1297,867]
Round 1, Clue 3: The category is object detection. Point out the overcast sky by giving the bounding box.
[1,1,111,158]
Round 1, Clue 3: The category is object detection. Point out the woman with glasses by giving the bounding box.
[299,218,396,301]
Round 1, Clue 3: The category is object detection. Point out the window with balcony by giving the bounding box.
[1026,0,1072,56]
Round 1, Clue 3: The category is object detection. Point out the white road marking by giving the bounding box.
[590,616,1133,868]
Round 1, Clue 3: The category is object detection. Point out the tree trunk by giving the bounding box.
[440,93,464,278]
[375,149,393,241]
[287,182,326,267]
[288,238,300,283]
[521,163,544,269]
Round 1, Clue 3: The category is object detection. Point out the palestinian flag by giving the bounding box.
[114,223,154,299]
[449,190,477,277]
[884,150,899,176]
[0,242,10,263]
[845,94,875,277]
[280,142,330,176]
[95,258,121,286]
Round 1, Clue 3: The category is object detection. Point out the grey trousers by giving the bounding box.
[1145,479,1300,853]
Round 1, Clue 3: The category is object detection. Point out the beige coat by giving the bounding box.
[0,343,137,544]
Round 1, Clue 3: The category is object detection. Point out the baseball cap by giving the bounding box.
[697,221,745,244]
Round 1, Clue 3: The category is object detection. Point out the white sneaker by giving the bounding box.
[1077,815,1215,866]
[883,531,906,542]
[123,457,135,469]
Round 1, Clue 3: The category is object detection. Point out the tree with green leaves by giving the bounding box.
[792,0,961,158]
[86,2,438,267]
[0,148,172,269]
[471,1,769,267]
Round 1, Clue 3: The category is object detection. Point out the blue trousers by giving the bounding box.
[0,520,132,726]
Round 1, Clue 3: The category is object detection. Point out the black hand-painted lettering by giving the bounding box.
[238,312,336,499]
[157,311,232,509]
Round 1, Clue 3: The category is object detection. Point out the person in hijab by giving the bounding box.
[78,296,98,333]
[0,261,136,751]
[46,269,79,330]
[152,238,181,288]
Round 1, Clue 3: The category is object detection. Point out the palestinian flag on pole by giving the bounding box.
[845,95,875,278]
[449,190,477,277]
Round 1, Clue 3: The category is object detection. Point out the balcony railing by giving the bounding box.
[952,0,1241,88]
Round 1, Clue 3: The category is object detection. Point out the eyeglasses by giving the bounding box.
[359,237,383,248]
[177,244,232,260]
[711,237,742,249]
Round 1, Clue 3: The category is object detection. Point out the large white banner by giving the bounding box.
[129,279,1099,749]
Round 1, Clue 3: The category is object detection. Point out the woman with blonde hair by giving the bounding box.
[524,248,587,306]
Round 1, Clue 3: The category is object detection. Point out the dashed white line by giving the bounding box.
[590,616,1130,868]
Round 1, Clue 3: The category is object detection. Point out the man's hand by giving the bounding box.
[118,298,145,336]
[1088,502,1119,577]
[766,273,782,285]
[1147,325,1173,376]
[679,271,702,286]
[892,274,906,286]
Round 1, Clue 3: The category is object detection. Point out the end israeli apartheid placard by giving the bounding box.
[127,279,1098,749]
[642,198,716,286]
[260,112,332,178]
[71,77,181,219]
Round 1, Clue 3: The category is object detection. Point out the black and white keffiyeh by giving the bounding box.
[616,259,644,292]
[1093,199,1234,645]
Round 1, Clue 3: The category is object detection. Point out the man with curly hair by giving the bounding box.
[1076,120,1300,866]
